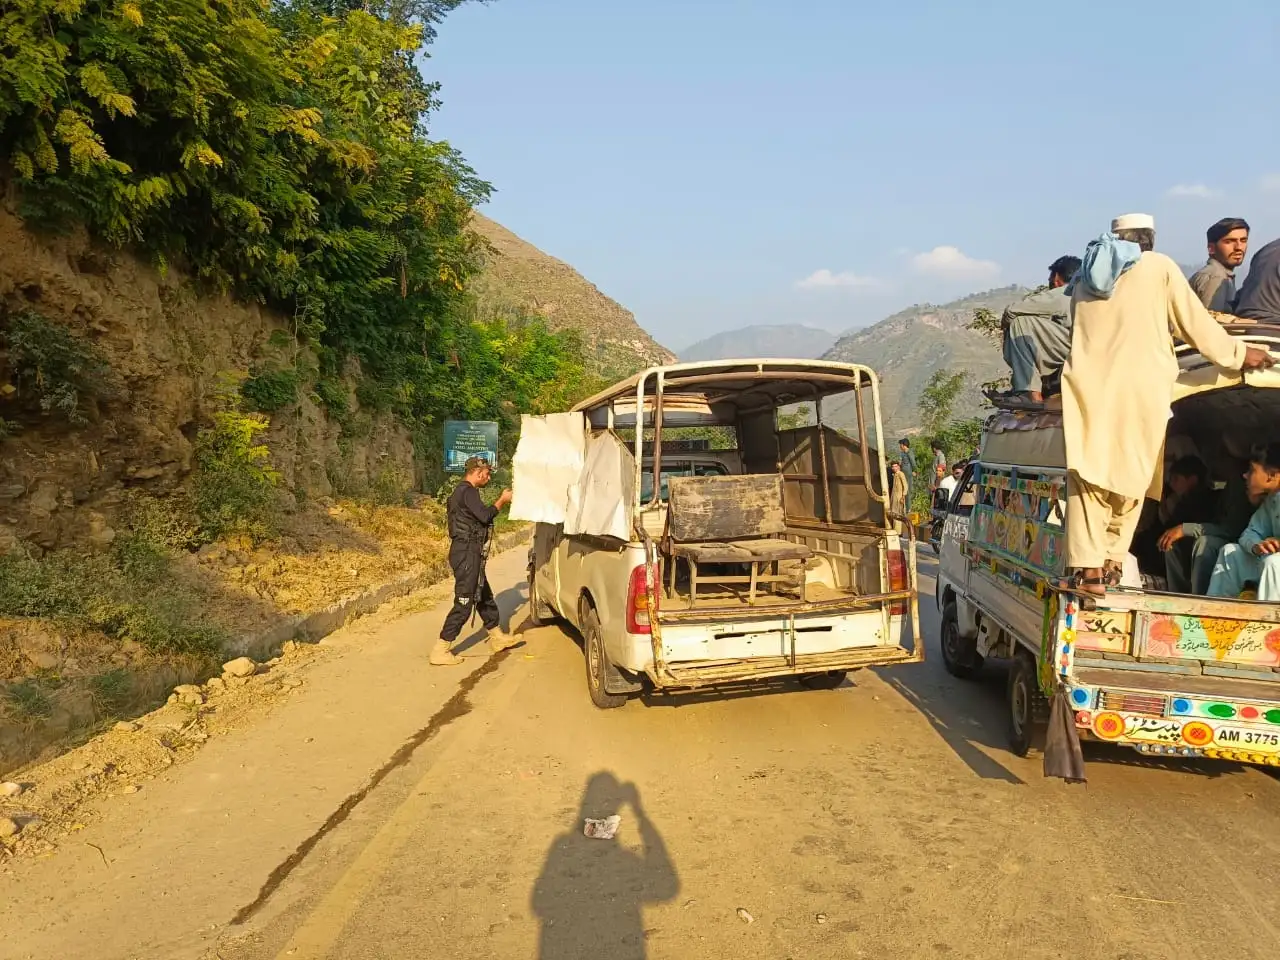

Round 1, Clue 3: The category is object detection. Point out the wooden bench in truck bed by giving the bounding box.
[663,474,813,606]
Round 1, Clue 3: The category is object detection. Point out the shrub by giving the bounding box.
[1,310,117,424]
[192,411,281,543]
[240,367,300,413]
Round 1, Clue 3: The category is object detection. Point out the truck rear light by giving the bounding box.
[627,563,658,634]
[887,548,907,616]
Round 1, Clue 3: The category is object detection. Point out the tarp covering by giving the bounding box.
[509,413,586,524]
[565,431,635,541]
[510,414,634,540]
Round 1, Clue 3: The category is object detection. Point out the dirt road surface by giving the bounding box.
[4,548,1280,960]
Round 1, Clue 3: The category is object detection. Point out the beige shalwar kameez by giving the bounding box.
[1062,251,1248,569]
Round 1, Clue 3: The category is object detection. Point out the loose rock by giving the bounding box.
[205,677,226,693]
[25,651,59,671]
[121,785,140,795]
[113,721,141,733]
[736,908,755,924]
[0,818,21,838]
[0,782,24,798]
[222,657,257,678]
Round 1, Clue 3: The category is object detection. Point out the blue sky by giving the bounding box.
[424,0,1280,351]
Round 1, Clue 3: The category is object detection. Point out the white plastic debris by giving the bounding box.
[583,815,621,840]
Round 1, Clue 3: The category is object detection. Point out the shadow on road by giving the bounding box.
[531,773,679,960]
[452,583,529,654]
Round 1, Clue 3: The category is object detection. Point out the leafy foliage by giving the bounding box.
[0,0,597,480]
[192,411,282,543]
[918,369,968,437]
[1,309,117,425]
[240,367,301,413]
[0,539,226,657]
[909,368,984,511]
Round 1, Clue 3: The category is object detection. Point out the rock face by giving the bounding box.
[0,207,415,551]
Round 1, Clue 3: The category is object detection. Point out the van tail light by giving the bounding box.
[887,548,907,616]
[627,563,658,634]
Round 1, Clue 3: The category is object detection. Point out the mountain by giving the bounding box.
[822,286,1032,439]
[679,324,837,362]
[468,213,674,380]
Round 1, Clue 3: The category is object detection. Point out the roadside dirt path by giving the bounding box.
[5,556,1280,960]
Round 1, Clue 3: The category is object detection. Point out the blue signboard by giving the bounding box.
[443,420,499,474]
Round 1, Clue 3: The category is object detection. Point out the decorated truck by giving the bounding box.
[935,322,1280,771]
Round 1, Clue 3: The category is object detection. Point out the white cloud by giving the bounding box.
[1261,173,1280,193]
[910,246,1000,281]
[795,269,878,290]
[1166,183,1223,199]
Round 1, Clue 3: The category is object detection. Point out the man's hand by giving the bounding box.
[1252,537,1280,556]
[495,488,513,510]
[1242,346,1275,371]
[1158,525,1185,552]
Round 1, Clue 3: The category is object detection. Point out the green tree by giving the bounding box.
[918,369,967,437]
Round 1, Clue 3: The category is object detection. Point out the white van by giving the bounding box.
[512,359,922,707]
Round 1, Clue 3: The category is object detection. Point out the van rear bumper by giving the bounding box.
[643,644,916,690]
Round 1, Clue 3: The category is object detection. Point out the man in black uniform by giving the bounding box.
[431,456,519,666]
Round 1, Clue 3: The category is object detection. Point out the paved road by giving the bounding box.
[211,555,1280,960]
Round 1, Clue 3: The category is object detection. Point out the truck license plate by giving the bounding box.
[1215,727,1280,751]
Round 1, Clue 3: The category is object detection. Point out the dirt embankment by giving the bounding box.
[0,204,524,777]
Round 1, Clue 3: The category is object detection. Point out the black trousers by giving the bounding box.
[440,540,499,642]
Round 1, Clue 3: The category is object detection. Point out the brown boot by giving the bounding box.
[487,628,519,654]
[429,639,463,666]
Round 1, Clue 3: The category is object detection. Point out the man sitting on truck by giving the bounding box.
[1158,441,1255,595]
[1207,443,1280,600]
[1061,214,1273,596]
[998,254,1082,403]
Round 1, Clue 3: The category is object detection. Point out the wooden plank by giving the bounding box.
[668,474,786,542]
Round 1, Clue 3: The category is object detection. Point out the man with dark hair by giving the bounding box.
[998,254,1082,402]
[1159,441,1255,594]
[1062,213,1273,595]
[1207,443,1280,600]
[431,456,519,666]
[1234,236,1280,324]
[929,440,946,492]
[1189,218,1249,312]
[897,438,917,499]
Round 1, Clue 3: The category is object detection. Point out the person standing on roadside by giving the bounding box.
[431,456,520,666]
[1189,217,1249,312]
[897,438,917,500]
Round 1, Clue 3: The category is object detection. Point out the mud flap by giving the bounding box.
[1043,684,1086,784]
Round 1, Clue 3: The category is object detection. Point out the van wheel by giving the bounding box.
[1008,650,1049,758]
[582,606,627,710]
[798,670,848,690]
[939,601,983,679]
[527,561,556,627]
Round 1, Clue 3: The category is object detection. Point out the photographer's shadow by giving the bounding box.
[531,772,679,960]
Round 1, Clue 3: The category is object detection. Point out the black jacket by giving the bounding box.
[447,482,498,543]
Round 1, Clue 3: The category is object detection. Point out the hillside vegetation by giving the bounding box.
[822,286,1030,438]
[469,215,673,381]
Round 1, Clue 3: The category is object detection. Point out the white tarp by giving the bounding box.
[509,412,586,524]
[564,431,635,541]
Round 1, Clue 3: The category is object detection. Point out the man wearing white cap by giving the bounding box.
[1060,213,1274,595]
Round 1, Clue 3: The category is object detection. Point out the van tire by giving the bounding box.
[939,601,982,679]
[527,560,556,627]
[798,670,848,690]
[582,606,627,710]
[1008,650,1048,758]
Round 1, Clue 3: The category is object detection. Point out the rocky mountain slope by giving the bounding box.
[822,286,1031,438]
[469,214,674,380]
[679,324,836,362]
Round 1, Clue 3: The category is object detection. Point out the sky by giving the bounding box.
[423,0,1280,351]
